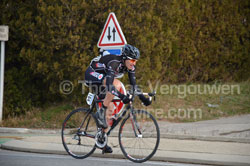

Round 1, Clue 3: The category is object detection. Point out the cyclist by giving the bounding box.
[84,44,151,152]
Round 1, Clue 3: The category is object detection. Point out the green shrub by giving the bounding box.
[0,0,249,117]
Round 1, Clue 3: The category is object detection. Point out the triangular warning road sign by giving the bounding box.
[97,12,127,48]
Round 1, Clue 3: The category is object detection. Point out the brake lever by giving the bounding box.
[148,91,156,97]
[149,91,156,101]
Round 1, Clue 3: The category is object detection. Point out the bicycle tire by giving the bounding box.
[61,108,97,159]
[118,110,160,163]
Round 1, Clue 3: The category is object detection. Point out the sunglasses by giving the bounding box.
[129,59,137,63]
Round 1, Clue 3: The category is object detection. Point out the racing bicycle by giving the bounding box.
[61,85,160,163]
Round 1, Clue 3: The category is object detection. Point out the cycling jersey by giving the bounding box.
[85,51,136,98]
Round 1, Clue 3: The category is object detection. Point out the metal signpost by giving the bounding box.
[0,25,8,122]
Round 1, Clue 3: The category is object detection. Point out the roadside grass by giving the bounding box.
[146,81,250,122]
[0,104,75,129]
[0,81,249,128]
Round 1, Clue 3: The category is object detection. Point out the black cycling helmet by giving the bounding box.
[122,44,140,60]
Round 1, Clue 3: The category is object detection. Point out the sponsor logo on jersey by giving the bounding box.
[90,72,104,80]
[95,63,105,68]
[98,74,104,80]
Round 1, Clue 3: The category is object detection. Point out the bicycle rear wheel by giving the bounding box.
[118,110,160,163]
[61,108,97,159]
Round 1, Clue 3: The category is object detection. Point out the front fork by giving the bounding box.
[130,109,142,137]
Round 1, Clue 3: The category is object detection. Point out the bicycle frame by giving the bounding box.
[95,96,133,136]
[81,93,135,136]
[80,89,156,139]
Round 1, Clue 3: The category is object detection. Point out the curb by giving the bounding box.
[0,127,60,135]
[160,134,250,144]
[1,127,250,143]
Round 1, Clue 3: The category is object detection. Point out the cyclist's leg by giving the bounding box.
[98,79,122,153]
[102,78,122,106]
[85,67,108,128]
[103,78,122,128]
[102,102,114,153]
[105,102,114,132]
[96,78,122,129]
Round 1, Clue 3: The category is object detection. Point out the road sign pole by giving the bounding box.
[0,41,5,122]
[0,25,9,122]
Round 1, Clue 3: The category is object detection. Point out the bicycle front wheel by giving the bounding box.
[61,108,97,159]
[118,110,160,163]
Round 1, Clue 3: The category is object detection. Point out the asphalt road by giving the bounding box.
[0,149,211,166]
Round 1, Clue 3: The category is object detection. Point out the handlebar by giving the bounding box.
[128,90,156,103]
[143,91,156,102]
[143,91,156,97]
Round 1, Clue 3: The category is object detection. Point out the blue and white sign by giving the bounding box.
[106,48,122,55]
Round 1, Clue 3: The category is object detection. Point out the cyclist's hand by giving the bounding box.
[138,94,152,106]
[120,94,131,104]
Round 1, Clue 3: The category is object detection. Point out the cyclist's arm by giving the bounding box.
[128,67,140,92]
[105,62,124,98]
[128,67,151,105]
